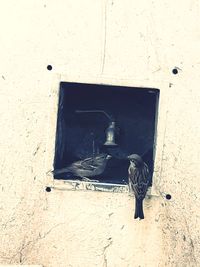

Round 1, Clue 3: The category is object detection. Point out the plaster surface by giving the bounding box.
[0,1,200,266]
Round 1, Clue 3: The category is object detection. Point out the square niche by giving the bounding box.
[53,82,159,185]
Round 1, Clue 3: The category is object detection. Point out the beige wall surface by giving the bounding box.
[0,1,200,266]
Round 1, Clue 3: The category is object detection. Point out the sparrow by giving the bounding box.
[128,154,150,219]
[53,153,112,179]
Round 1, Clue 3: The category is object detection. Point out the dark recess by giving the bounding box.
[53,82,159,185]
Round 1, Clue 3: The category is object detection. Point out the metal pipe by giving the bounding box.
[75,110,113,121]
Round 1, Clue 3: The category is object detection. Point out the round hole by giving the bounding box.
[47,65,52,71]
[172,68,178,75]
[166,194,171,200]
[46,186,51,192]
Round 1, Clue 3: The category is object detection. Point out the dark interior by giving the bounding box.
[53,82,159,185]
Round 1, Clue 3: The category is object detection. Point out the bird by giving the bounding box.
[128,154,150,220]
[53,153,112,180]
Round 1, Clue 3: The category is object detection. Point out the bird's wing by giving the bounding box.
[54,154,108,175]
[80,158,98,170]
[53,166,73,174]
[53,161,92,174]
[80,155,107,170]
[131,181,149,199]
[128,163,150,199]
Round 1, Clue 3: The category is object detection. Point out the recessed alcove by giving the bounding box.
[53,82,159,185]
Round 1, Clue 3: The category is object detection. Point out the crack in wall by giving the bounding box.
[8,223,66,264]
[182,214,197,264]
[102,238,113,267]
[101,0,108,74]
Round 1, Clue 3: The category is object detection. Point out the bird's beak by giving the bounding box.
[106,155,112,159]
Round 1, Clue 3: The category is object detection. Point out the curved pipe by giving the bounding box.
[75,110,113,121]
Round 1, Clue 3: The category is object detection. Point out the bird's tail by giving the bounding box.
[52,167,71,175]
[134,198,144,220]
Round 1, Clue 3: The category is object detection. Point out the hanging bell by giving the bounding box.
[104,121,118,146]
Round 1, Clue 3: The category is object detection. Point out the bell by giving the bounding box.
[75,110,119,147]
[104,121,118,146]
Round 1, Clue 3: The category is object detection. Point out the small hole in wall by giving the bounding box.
[45,186,51,192]
[47,65,53,71]
[166,194,172,200]
[172,68,178,75]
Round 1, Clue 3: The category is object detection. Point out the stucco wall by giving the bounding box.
[0,1,200,266]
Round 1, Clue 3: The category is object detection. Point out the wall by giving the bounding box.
[0,1,200,266]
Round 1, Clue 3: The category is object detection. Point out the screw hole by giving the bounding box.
[47,65,52,71]
[172,68,178,75]
[166,194,171,200]
[46,187,51,192]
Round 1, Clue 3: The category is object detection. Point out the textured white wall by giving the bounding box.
[0,1,200,266]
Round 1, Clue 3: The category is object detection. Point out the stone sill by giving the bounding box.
[51,179,128,193]
[48,179,158,197]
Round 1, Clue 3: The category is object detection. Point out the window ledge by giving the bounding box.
[48,179,159,197]
[51,179,128,193]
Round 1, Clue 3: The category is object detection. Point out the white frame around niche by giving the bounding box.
[45,73,169,196]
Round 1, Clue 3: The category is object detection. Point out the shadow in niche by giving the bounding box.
[53,82,159,185]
